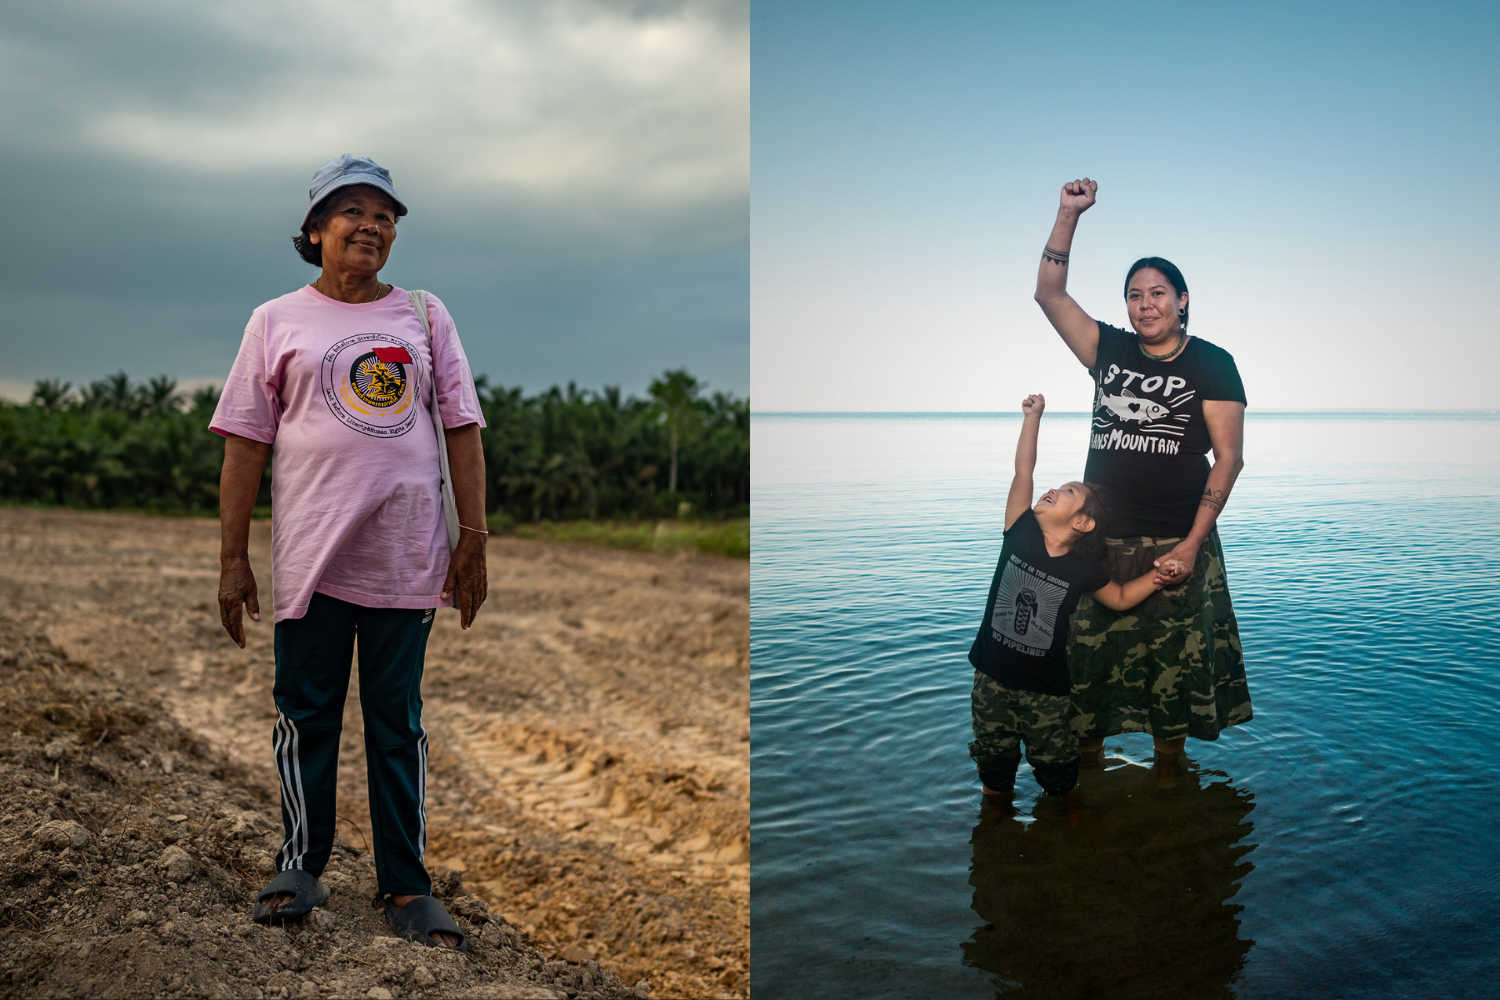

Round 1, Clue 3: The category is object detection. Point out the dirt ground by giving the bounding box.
[0,507,748,999]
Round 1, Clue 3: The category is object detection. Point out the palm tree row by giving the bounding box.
[479,368,748,522]
[0,370,748,521]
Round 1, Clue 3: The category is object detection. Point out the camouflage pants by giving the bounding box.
[969,671,1079,797]
[1067,529,1252,742]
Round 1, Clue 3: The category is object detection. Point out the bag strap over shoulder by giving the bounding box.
[408,289,460,553]
[408,288,430,336]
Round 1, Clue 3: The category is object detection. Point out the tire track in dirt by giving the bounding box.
[0,507,748,999]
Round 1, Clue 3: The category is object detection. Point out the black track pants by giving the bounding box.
[272,591,435,896]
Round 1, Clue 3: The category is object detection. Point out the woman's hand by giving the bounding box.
[1153,542,1200,587]
[441,531,488,629]
[217,433,269,649]
[440,423,488,629]
[1151,559,1184,587]
[1060,178,1097,215]
[219,556,260,648]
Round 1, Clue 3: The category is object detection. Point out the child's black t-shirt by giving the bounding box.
[968,509,1112,696]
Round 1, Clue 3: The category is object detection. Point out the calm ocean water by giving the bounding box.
[750,413,1500,1000]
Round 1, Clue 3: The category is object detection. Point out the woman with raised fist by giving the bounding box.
[1032,178,1252,765]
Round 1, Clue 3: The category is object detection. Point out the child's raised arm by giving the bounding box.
[1005,394,1045,531]
[1089,568,1165,612]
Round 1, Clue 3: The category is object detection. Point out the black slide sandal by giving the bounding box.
[253,869,331,925]
[383,895,469,953]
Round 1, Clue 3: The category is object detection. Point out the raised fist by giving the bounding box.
[1021,393,1046,416]
[1060,178,1097,215]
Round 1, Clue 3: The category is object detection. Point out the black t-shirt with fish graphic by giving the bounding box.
[1084,322,1247,538]
[969,510,1112,696]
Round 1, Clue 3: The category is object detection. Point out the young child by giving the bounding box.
[968,394,1170,812]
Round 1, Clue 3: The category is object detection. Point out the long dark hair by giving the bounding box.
[1124,257,1189,332]
[1073,482,1112,561]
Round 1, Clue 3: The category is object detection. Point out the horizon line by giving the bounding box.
[752,408,1500,417]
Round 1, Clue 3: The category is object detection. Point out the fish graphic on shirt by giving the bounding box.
[1098,389,1171,423]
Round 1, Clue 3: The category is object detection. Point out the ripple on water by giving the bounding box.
[752,414,1500,1000]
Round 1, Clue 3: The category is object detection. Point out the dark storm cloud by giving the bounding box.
[0,0,748,398]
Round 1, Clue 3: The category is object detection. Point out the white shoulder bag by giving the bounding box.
[408,289,461,552]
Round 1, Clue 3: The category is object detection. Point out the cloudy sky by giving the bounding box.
[0,0,747,401]
[753,0,1500,411]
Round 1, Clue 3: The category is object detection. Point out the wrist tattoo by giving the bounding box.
[1200,488,1226,512]
[1042,246,1070,266]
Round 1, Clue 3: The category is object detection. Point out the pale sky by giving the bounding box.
[752,0,1500,412]
[0,0,747,400]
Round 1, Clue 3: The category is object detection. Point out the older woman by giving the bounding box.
[1032,178,1251,762]
[213,154,488,950]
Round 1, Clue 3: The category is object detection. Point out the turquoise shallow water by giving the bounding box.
[750,413,1500,1000]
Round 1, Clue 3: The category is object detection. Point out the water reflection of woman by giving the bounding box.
[964,759,1256,999]
[1031,178,1252,760]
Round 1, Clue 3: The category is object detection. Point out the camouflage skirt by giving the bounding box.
[1067,529,1251,742]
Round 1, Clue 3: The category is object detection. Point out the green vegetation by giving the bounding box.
[0,375,230,512]
[0,370,749,543]
[477,367,747,522]
[495,517,749,559]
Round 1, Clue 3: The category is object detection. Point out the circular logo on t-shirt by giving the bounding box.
[349,352,407,408]
[321,334,421,438]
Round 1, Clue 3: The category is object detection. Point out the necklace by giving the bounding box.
[313,278,389,302]
[1138,331,1188,362]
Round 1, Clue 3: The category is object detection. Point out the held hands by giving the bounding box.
[218,557,260,649]
[1151,560,1185,588]
[1152,542,1200,587]
[1021,393,1046,418]
[1060,178,1097,215]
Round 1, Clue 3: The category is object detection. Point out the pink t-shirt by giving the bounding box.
[211,285,485,622]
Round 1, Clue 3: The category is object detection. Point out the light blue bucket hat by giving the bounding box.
[302,154,408,230]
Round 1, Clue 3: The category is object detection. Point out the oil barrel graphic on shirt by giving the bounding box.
[991,557,1066,655]
[1012,589,1039,635]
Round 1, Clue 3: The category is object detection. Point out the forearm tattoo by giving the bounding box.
[1200,488,1227,513]
[1042,245,1070,266]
